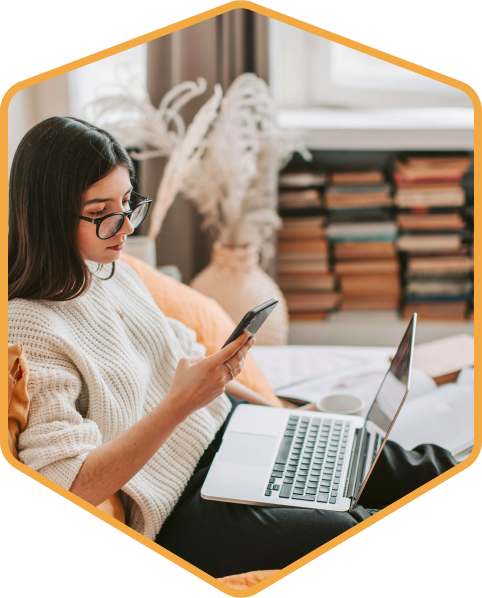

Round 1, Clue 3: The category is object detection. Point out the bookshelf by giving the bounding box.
[276,149,474,345]
[277,108,474,151]
[288,317,475,347]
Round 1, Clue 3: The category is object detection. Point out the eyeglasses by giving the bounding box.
[78,191,152,240]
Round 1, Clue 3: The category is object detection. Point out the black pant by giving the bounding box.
[155,396,456,578]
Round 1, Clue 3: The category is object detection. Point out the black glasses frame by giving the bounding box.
[78,191,152,240]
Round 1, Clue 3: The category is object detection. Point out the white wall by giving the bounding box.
[7,44,147,171]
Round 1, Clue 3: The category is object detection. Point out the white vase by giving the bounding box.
[190,243,289,345]
[123,235,157,268]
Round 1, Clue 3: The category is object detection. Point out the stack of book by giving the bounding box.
[325,170,393,222]
[278,172,326,216]
[463,163,475,320]
[393,155,474,320]
[393,156,471,209]
[277,172,339,319]
[326,171,401,311]
[402,255,474,320]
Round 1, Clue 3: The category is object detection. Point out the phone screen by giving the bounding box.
[244,304,276,337]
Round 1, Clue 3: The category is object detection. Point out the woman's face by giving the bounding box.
[77,165,135,264]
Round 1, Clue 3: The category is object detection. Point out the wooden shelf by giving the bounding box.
[277,107,474,150]
[288,319,474,346]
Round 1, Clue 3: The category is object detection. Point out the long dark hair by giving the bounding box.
[8,116,135,301]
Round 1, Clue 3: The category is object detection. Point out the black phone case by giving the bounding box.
[221,298,278,348]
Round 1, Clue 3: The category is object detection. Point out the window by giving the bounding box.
[271,20,472,110]
[269,20,473,149]
[68,44,148,117]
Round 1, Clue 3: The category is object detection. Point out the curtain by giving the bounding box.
[8,76,70,170]
[142,9,269,283]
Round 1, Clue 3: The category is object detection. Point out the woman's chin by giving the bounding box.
[104,251,122,263]
[85,251,121,265]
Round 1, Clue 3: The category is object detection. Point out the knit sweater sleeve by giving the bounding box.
[166,317,207,358]
[115,261,208,360]
[9,300,103,491]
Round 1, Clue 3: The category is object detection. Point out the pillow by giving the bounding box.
[218,570,278,589]
[8,344,30,460]
[120,253,283,407]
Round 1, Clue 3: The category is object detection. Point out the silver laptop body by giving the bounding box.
[201,315,417,512]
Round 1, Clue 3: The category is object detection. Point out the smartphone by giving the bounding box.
[221,298,279,349]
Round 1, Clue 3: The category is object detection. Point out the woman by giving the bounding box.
[8,116,456,578]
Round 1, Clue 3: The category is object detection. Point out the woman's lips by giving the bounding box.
[107,242,124,251]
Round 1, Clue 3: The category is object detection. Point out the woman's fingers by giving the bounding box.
[225,338,255,378]
[212,332,251,366]
[171,337,256,417]
[236,337,255,361]
[226,338,255,369]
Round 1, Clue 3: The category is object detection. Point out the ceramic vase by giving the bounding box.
[123,235,157,268]
[190,243,289,345]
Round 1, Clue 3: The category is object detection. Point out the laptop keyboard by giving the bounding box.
[265,415,351,505]
[371,432,383,467]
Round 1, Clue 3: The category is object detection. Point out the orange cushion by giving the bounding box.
[219,570,278,589]
[120,253,282,406]
[8,344,30,460]
[96,492,126,524]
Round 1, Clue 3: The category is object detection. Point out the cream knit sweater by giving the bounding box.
[8,261,232,540]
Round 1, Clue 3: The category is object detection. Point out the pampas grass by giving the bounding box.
[86,68,210,160]
[87,70,310,266]
[146,83,223,239]
[180,73,310,266]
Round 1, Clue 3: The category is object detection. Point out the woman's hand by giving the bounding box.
[71,336,254,507]
[164,332,255,421]
[296,402,319,411]
[224,379,281,408]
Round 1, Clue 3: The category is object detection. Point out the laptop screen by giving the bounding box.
[354,314,417,503]
[366,314,415,433]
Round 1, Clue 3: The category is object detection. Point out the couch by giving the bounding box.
[8,253,282,590]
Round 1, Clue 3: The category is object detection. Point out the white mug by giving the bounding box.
[316,394,365,416]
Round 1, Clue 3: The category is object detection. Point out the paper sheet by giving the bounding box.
[251,345,394,391]
[390,383,474,455]
[413,334,474,378]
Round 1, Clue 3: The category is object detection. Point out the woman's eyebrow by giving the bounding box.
[84,187,133,206]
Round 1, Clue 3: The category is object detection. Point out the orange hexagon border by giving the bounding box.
[1,2,480,596]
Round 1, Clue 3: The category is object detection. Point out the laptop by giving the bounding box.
[201,314,417,511]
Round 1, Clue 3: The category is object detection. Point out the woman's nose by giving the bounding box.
[120,213,135,235]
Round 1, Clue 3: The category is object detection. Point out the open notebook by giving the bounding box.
[389,368,474,457]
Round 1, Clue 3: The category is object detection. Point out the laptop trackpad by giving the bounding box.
[218,432,276,467]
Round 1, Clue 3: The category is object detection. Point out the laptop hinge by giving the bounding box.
[353,428,370,501]
[345,427,363,498]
